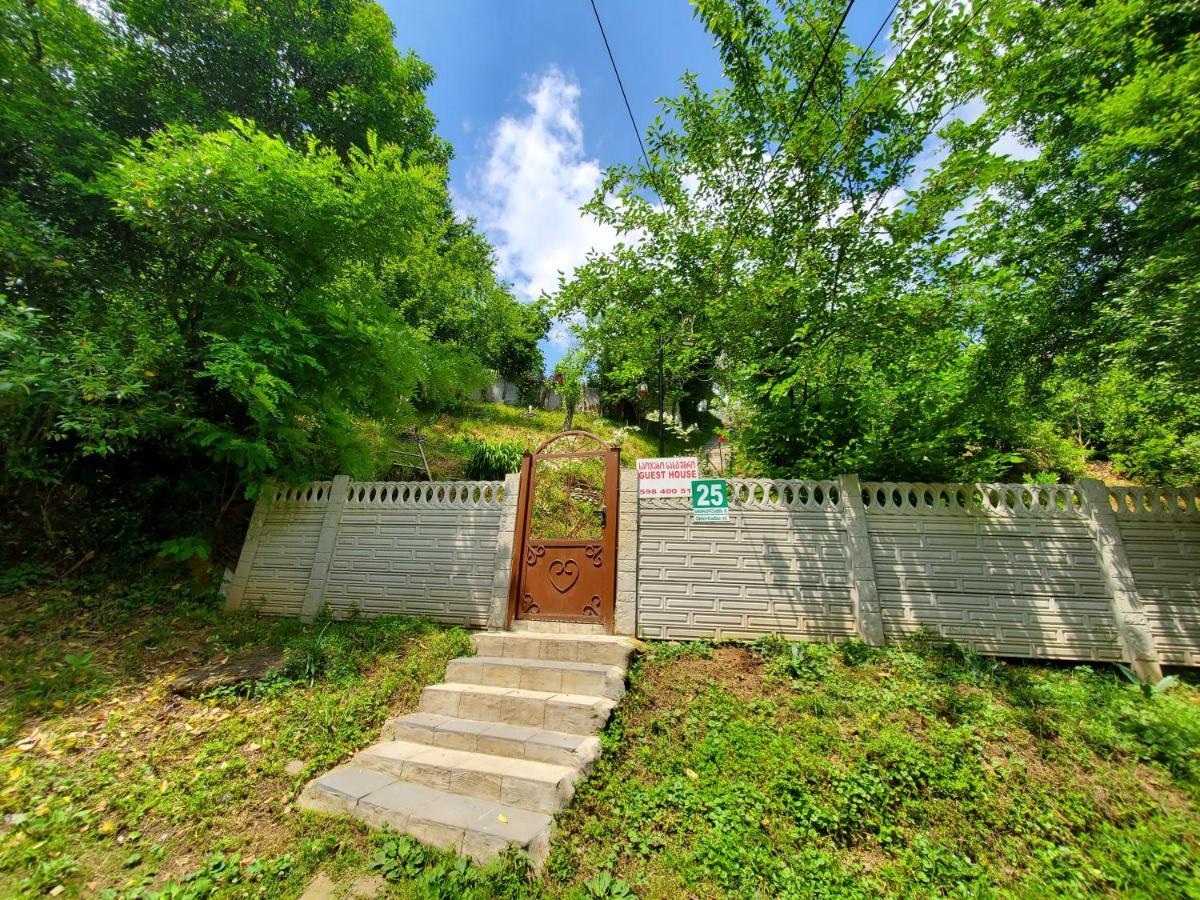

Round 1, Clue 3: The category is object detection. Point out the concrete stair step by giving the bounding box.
[419,682,618,734]
[353,740,578,814]
[298,765,552,866]
[381,712,603,769]
[471,632,637,668]
[508,621,605,635]
[446,655,626,700]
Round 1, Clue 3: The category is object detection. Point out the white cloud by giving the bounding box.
[462,68,621,314]
[990,129,1040,161]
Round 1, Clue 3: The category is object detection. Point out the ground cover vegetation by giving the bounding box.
[555,0,1200,486]
[2,571,1197,897]
[419,402,713,481]
[549,637,1200,898]
[0,0,547,565]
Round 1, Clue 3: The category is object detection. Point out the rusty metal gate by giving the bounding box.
[507,431,620,631]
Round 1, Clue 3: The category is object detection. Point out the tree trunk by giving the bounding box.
[562,404,575,431]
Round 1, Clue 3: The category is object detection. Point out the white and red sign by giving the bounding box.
[636,457,700,498]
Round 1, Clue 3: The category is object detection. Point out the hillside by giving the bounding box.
[414,403,717,480]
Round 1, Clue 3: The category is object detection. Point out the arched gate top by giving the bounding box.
[532,430,615,457]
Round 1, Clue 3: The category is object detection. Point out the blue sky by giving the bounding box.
[379,2,910,372]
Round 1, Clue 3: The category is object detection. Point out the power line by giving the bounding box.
[709,0,858,289]
[805,0,960,195]
[761,0,858,172]
[829,0,993,228]
[588,0,659,198]
[726,0,896,159]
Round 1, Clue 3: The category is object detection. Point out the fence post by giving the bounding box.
[615,468,640,636]
[226,487,273,610]
[300,475,351,623]
[839,474,885,645]
[1078,479,1162,682]
[487,472,523,630]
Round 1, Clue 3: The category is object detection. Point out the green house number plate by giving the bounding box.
[691,478,729,522]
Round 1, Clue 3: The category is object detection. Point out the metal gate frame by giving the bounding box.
[506,431,620,633]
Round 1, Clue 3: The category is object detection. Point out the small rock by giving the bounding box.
[169,647,286,697]
[285,759,306,777]
[49,887,64,897]
[299,872,337,900]
[346,875,388,898]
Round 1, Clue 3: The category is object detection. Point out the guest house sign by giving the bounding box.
[635,457,700,498]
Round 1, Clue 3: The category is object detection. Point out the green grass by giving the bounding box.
[547,637,1200,898]
[0,574,470,898]
[3,573,1198,898]
[418,403,715,480]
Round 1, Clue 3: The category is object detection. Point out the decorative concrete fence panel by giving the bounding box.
[321,481,507,626]
[636,480,859,641]
[861,482,1124,662]
[1109,486,1200,666]
[228,478,509,626]
[228,482,333,617]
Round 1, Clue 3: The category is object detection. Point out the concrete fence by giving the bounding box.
[482,378,600,412]
[228,477,510,627]
[227,474,1200,677]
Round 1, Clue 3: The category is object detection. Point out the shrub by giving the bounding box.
[463,439,526,481]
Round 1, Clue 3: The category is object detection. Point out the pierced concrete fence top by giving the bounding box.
[227,474,1200,677]
[228,477,509,626]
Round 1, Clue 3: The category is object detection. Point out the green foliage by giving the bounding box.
[650,640,714,662]
[553,0,1200,484]
[935,0,1200,485]
[463,438,527,481]
[0,562,52,594]
[753,635,835,683]
[127,850,296,899]
[549,637,1200,897]
[0,573,472,895]
[553,349,591,432]
[155,537,211,563]
[0,0,546,555]
[368,832,533,899]
[579,871,636,899]
[528,457,605,541]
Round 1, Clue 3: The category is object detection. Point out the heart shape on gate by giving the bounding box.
[548,559,580,594]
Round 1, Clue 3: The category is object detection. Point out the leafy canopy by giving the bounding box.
[555,0,1200,484]
[1,0,546,507]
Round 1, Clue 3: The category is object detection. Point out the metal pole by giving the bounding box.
[658,334,665,457]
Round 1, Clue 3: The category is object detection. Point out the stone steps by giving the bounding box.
[298,765,552,864]
[381,712,602,769]
[355,739,577,814]
[298,630,639,869]
[445,656,626,700]
[419,682,618,734]
[471,632,636,668]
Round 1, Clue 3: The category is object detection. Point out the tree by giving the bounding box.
[554,350,591,432]
[555,0,1199,484]
[925,0,1200,483]
[556,0,1004,480]
[0,0,547,557]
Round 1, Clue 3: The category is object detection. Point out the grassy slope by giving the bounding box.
[0,577,470,898]
[550,641,1200,898]
[2,579,1197,898]
[416,403,715,480]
